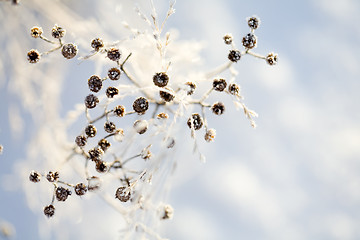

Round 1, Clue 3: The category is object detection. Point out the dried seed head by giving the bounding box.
[213,79,227,92]
[211,102,225,115]
[228,50,241,62]
[228,83,240,96]
[88,148,104,161]
[115,186,131,202]
[187,113,203,130]
[91,38,104,51]
[87,176,101,192]
[84,94,99,109]
[242,33,257,49]
[104,121,116,133]
[114,128,125,142]
[108,67,121,81]
[157,112,169,119]
[266,52,278,66]
[133,97,149,114]
[223,34,233,45]
[205,128,216,142]
[75,135,87,147]
[43,205,55,218]
[98,138,111,152]
[107,48,121,61]
[46,171,59,182]
[247,16,260,30]
[106,87,119,98]
[114,105,125,117]
[62,43,78,59]
[27,49,40,63]
[141,145,152,160]
[30,26,43,38]
[95,160,108,173]
[88,75,102,92]
[133,120,148,134]
[85,124,97,138]
[29,170,41,183]
[51,24,65,39]
[161,204,174,220]
[185,82,196,95]
[159,88,175,102]
[55,187,72,202]
[74,183,87,196]
[153,72,169,87]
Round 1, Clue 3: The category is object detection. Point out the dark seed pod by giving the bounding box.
[98,138,111,152]
[211,102,225,115]
[161,205,174,220]
[108,67,121,81]
[51,25,65,39]
[266,52,278,66]
[27,49,40,63]
[159,88,175,102]
[247,16,260,30]
[114,105,125,117]
[30,26,43,38]
[107,48,121,61]
[133,120,148,134]
[133,97,149,114]
[85,124,97,138]
[228,50,241,62]
[75,135,87,147]
[88,75,102,92]
[43,205,55,218]
[228,83,240,96]
[213,79,227,92]
[46,171,59,182]
[61,43,78,59]
[242,33,257,49]
[55,187,72,202]
[115,186,131,202]
[153,72,169,87]
[84,94,99,109]
[95,160,108,173]
[223,34,233,45]
[187,113,203,130]
[91,38,104,51]
[74,183,87,196]
[29,170,41,183]
[104,121,116,133]
[88,148,104,161]
[106,87,119,98]
[185,82,196,95]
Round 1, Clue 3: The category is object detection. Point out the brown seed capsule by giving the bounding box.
[107,48,121,61]
[84,94,99,109]
[211,102,225,115]
[153,72,169,87]
[161,204,174,220]
[185,82,196,95]
[242,33,257,49]
[88,75,102,92]
[114,105,125,117]
[159,88,175,102]
[157,112,169,119]
[98,138,111,152]
[133,97,149,114]
[51,25,65,39]
[104,121,116,133]
[46,171,59,182]
[30,26,43,38]
[187,113,203,130]
[43,205,55,218]
[27,49,40,63]
[228,50,241,62]
[95,160,108,173]
[91,38,104,51]
[84,125,97,138]
[228,83,240,96]
[223,34,233,45]
[108,67,121,80]
[88,148,104,161]
[213,79,227,92]
[115,186,131,202]
[247,16,260,30]
[106,87,119,98]
[75,135,87,147]
[29,170,41,183]
[133,120,148,134]
[74,183,87,196]
[266,52,278,66]
[205,128,216,142]
[62,43,78,59]
[55,187,71,202]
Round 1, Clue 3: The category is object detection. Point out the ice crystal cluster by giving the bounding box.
[10,0,277,239]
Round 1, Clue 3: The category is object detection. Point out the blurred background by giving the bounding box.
[1,0,360,239]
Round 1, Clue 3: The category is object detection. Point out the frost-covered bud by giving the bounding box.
[114,105,125,117]
[159,88,175,102]
[104,121,116,133]
[46,171,59,182]
[187,113,203,130]
[62,43,78,59]
[88,148,104,161]
[185,82,196,95]
[106,87,119,98]
[87,176,102,192]
[211,102,225,115]
[43,205,55,218]
[30,26,43,38]
[27,49,40,63]
[75,135,87,147]
[153,72,169,87]
[95,160,108,173]
[161,204,174,220]
[107,48,121,61]
[205,128,216,142]
[108,67,121,81]
[91,38,104,51]
[115,186,131,202]
[242,33,257,49]
[88,75,103,92]
[223,34,233,45]
[247,16,260,30]
[133,97,149,114]
[74,183,87,196]
[228,83,240,96]
[228,50,241,62]
[266,52,278,66]
[29,170,41,183]
[51,25,65,39]
[213,78,227,92]
[98,139,111,152]
[84,94,99,109]
[85,124,97,138]
[133,120,148,134]
[55,187,72,202]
